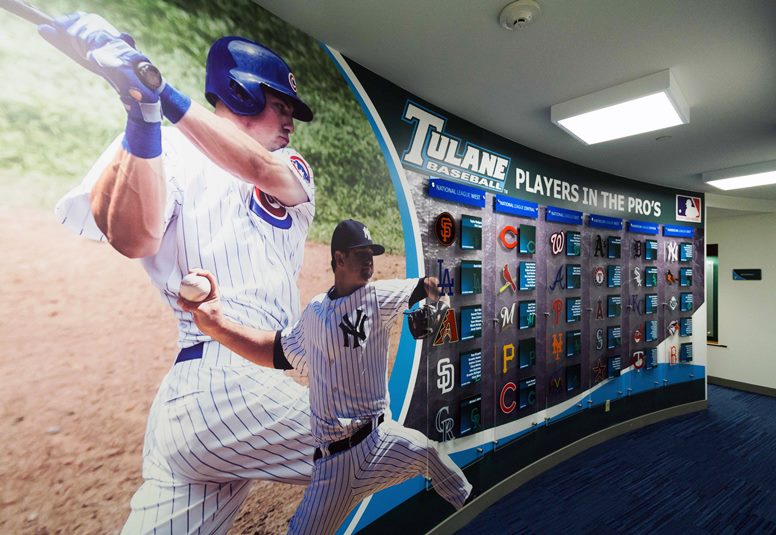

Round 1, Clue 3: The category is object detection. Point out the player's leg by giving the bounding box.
[122,478,252,535]
[352,420,471,509]
[288,452,356,535]
[157,361,316,485]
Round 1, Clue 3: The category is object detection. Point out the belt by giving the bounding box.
[175,342,204,364]
[314,414,385,461]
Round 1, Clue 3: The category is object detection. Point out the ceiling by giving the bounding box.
[255,0,776,202]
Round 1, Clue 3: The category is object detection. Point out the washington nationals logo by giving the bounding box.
[250,188,292,229]
[339,308,367,348]
[435,406,455,442]
[437,358,454,394]
[435,212,456,246]
[550,231,565,255]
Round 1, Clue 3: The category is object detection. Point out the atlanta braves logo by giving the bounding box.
[339,308,367,348]
[250,188,292,229]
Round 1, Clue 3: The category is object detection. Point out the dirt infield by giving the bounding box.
[0,207,405,534]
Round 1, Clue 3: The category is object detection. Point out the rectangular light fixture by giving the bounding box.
[703,160,776,190]
[551,70,689,145]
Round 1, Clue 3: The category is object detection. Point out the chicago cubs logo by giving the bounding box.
[289,154,312,183]
[288,72,297,92]
[435,406,455,441]
[435,212,456,246]
[250,188,292,229]
[437,358,454,394]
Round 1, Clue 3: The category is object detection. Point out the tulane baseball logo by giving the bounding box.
[250,188,292,229]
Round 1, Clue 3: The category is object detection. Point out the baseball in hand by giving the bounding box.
[179,274,212,302]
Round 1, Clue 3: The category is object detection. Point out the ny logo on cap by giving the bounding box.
[363,226,372,241]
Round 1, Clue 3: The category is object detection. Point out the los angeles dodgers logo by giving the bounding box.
[340,308,367,348]
[250,188,292,229]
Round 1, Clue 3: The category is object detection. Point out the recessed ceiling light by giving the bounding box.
[551,70,689,145]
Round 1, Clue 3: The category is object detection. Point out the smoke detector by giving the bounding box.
[499,0,541,30]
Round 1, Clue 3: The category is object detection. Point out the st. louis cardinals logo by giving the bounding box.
[435,406,455,441]
[339,308,368,348]
[250,188,292,229]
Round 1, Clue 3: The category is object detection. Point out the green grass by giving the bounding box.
[0,0,404,253]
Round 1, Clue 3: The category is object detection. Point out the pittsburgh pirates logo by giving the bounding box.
[339,308,368,348]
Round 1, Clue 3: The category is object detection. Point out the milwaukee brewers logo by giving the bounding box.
[435,406,455,441]
[435,212,456,246]
[339,308,368,348]
[249,188,292,229]
[436,358,454,394]
[500,303,515,329]
[550,231,565,255]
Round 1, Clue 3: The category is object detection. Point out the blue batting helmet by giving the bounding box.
[205,36,313,121]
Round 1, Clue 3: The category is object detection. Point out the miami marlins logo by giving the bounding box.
[250,188,292,229]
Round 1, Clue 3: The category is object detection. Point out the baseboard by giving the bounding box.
[428,399,708,535]
[708,376,776,397]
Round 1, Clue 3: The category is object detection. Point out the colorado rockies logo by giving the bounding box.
[250,188,292,229]
[339,308,367,348]
[435,406,455,441]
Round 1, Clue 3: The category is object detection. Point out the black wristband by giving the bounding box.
[273,331,294,370]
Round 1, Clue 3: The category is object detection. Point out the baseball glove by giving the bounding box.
[406,299,450,340]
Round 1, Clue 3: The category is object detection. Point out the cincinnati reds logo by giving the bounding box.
[249,188,292,229]
[289,154,312,183]
[550,231,565,255]
[499,225,518,249]
[435,212,456,246]
[288,72,297,92]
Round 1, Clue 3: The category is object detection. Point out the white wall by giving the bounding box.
[706,194,776,389]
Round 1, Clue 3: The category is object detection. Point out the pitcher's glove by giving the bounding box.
[406,298,450,340]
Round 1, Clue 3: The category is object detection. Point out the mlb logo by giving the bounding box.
[676,195,702,223]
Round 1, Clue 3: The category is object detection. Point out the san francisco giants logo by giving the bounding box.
[499,225,518,249]
[437,358,454,394]
[437,259,455,296]
[435,212,456,246]
[550,231,565,255]
[339,308,367,348]
[435,406,455,442]
[551,333,564,361]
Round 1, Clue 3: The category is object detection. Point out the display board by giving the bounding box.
[327,52,707,533]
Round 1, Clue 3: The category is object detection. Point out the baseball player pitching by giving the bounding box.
[180,219,473,535]
[41,11,318,534]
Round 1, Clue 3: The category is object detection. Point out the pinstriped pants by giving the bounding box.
[121,356,316,535]
[288,419,472,535]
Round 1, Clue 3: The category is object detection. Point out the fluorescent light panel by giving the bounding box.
[703,160,776,191]
[551,70,689,145]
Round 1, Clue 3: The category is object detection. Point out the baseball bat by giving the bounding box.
[0,0,162,90]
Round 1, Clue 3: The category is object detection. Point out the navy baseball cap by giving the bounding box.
[331,219,385,257]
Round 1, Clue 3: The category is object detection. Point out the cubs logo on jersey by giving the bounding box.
[250,188,292,229]
[289,154,312,183]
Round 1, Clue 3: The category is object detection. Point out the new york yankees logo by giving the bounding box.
[339,308,367,348]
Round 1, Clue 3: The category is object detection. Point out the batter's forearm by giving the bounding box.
[175,102,307,206]
[90,148,166,258]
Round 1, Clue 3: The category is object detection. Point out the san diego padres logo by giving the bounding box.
[250,188,292,229]
[435,212,456,246]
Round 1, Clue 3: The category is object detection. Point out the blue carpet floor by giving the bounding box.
[458,385,776,534]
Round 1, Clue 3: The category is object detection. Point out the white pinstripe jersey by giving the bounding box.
[55,127,315,345]
[281,278,418,445]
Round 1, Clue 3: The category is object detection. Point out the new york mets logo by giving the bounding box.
[250,188,292,229]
